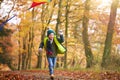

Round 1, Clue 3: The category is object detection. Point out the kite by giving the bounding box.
[29,0,51,9]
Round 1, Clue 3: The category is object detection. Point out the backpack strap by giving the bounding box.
[43,37,48,49]
[54,36,66,54]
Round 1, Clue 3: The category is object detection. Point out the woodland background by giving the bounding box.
[0,0,120,72]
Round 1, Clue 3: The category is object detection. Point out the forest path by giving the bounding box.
[0,70,120,80]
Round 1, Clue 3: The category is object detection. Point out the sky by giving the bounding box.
[0,0,21,25]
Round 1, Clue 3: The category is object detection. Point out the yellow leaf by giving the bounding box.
[0,47,3,53]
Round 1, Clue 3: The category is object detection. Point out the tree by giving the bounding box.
[0,29,15,70]
[0,0,16,70]
[55,0,62,35]
[17,11,34,70]
[64,0,70,68]
[82,0,94,68]
[26,9,35,69]
[36,5,48,69]
[101,0,119,67]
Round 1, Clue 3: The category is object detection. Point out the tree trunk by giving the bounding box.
[101,0,119,67]
[26,27,32,69]
[7,60,16,71]
[55,0,62,35]
[82,0,93,68]
[18,30,21,70]
[29,25,34,69]
[36,5,45,69]
[21,37,27,70]
[64,0,69,69]
[18,54,21,70]
[36,54,42,68]
[26,9,35,69]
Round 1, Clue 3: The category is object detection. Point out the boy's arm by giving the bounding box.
[39,42,44,52]
[57,32,64,43]
[39,42,44,48]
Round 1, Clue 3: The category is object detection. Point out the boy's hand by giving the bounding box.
[58,30,63,35]
[39,48,42,53]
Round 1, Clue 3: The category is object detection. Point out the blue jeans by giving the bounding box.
[47,57,57,75]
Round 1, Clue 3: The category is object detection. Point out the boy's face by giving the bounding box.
[48,33,54,40]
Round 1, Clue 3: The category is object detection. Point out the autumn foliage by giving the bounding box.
[0,28,14,69]
[0,0,120,79]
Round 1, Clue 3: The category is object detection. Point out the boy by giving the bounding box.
[39,29,65,78]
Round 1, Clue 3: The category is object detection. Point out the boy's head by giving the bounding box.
[47,29,55,40]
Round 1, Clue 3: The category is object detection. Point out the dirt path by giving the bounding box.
[20,71,73,80]
[0,70,73,80]
[0,70,120,80]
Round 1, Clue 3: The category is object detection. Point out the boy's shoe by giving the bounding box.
[50,74,54,77]
[50,74,55,79]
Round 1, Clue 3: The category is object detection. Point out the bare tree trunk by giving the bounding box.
[36,54,42,68]
[101,0,119,68]
[21,37,27,70]
[26,9,35,69]
[82,0,93,68]
[26,27,32,69]
[18,30,21,70]
[55,0,62,35]
[18,54,21,70]
[36,5,46,69]
[64,0,69,69]
[28,25,34,69]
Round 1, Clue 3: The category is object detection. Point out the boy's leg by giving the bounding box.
[51,57,57,77]
[52,57,57,68]
[47,57,54,75]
